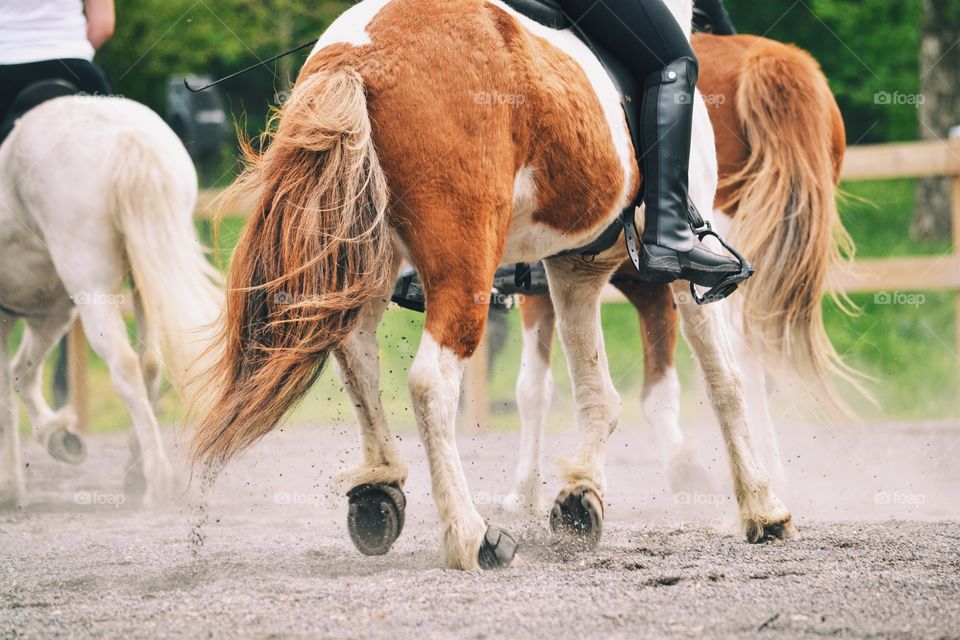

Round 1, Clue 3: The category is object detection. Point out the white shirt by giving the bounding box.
[0,0,95,65]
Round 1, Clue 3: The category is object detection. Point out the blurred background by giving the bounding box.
[24,0,959,432]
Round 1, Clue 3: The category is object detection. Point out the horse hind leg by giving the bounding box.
[545,255,622,550]
[333,254,409,556]
[615,275,712,493]
[672,282,794,542]
[504,294,556,515]
[11,309,86,465]
[124,286,166,497]
[0,313,24,508]
[76,300,175,507]
[404,217,518,570]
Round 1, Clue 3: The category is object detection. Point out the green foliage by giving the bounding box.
[725,0,922,143]
[96,1,351,144]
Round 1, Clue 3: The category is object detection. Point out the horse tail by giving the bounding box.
[111,128,223,391]
[190,68,392,467]
[722,41,866,414]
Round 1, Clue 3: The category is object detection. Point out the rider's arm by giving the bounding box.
[84,0,115,50]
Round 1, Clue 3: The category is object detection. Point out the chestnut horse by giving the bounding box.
[506,33,855,512]
[191,0,792,570]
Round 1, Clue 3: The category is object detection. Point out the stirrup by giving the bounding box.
[688,223,754,305]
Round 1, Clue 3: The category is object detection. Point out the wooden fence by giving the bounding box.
[66,138,960,431]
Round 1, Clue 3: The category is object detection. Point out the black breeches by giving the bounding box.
[557,0,697,80]
[0,58,111,123]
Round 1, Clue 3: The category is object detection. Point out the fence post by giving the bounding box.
[67,322,89,433]
[953,171,960,398]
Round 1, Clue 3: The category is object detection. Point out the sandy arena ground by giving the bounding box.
[2,417,959,639]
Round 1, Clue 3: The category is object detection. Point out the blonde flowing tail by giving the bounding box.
[723,40,865,413]
[112,131,223,390]
[190,68,392,467]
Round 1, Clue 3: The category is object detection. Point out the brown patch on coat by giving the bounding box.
[338,0,637,356]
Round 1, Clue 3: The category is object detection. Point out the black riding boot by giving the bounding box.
[636,58,752,293]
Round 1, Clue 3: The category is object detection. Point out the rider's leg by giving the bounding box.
[558,0,749,290]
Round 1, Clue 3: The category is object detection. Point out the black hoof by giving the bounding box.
[47,428,87,465]
[478,526,518,569]
[347,483,406,556]
[549,486,603,550]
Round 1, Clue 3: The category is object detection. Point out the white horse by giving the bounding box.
[0,96,222,508]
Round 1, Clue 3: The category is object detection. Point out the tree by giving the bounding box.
[912,0,960,240]
[724,0,922,144]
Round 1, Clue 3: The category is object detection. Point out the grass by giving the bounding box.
[8,178,958,435]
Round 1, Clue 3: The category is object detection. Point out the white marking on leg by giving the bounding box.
[334,294,407,489]
[724,305,787,491]
[643,368,683,464]
[409,332,487,569]
[672,283,791,538]
[78,303,174,507]
[507,320,553,513]
[546,259,621,493]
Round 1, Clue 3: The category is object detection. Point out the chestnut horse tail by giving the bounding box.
[722,42,866,414]
[190,68,392,466]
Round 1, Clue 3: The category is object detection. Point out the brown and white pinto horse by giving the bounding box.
[191,0,792,570]
[507,33,856,512]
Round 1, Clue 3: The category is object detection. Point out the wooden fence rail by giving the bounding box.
[67,138,960,431]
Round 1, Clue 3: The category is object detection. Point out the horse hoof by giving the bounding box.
[478,525,518,569]
[46,428,86,465]
[550,484,603,550]
[347,483,406,556]
[746,514,796,543]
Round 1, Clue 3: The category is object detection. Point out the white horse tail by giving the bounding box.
[722,40,867,414]
[110,129,223,393]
